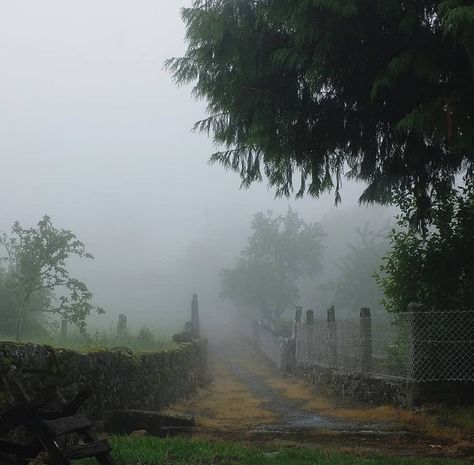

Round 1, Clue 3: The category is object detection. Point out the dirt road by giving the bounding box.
[165,335,473,458]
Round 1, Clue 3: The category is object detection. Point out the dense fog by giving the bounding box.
[0,0,397,335]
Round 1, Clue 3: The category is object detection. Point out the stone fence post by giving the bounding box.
[327,306,338,368]
[360,307,372,373]
[306,309,315,362]
[293,306,302,339]
[191,294,200,338]
[117,314,128,340]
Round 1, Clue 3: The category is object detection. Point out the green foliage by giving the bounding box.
[0,268,51,338]
[377,184,474,313]
[80,436,467,465]
[167,0,474,227]
[75,326,170,353]
[220,209,324,323]
[0,216,104,340]
[2,326,171,353]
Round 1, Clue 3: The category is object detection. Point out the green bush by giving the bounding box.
[377,185,474,313]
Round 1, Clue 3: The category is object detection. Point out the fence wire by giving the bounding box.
[277,311,474,382]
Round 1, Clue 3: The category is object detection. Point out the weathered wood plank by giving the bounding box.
[62,440,111,460]
[40,414,92,437]
[0,389,55,434]
[104,409,195,435]
[39,386,93,420]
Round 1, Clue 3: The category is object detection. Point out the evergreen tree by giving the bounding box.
[167,0,474,227]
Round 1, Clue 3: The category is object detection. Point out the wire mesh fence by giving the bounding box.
[260,310,474,382]
[404,311,474,381]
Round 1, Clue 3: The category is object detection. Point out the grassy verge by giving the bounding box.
[0,328,174,353]
[81,437,468,465]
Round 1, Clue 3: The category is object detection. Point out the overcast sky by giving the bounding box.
[0,1,394,329]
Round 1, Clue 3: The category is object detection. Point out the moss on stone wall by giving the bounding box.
[0,340,208,419]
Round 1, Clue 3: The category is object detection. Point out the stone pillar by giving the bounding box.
[191,294,200,338]
[117,314,128,340]
[293,307,302,339]
[360,307,372,373]
[306,309,315,362]
[327,306,338,368]
[60,318,68,339]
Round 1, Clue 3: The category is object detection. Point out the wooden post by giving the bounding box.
[191,294,200,338]
[327,306,338,368]
[360,307,372,373]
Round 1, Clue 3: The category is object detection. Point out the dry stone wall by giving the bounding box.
[0,340,208,419]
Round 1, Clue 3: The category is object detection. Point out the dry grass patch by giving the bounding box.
[166,361,275,430]
[265,375,469,442]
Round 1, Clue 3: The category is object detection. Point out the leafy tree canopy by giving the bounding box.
[220,209,324,323]
[0,216,104,340]
[167,0,474,227]
[376,185,474,313]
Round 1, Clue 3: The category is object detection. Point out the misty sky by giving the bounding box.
[0,1,395,329]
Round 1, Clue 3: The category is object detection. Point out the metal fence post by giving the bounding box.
[327,306,338,368]
[360,307,372,373]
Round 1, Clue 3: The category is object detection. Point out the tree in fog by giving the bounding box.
[220,209,324,324]
[332,225,388,316]
[167,0,474,228]
[0,268,51,339]
[0,216,104,340]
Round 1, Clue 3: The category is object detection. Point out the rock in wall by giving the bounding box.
[0,340,208,419]
[294,364,413,407]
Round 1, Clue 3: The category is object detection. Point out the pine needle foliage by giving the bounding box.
[167,0,474,226]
